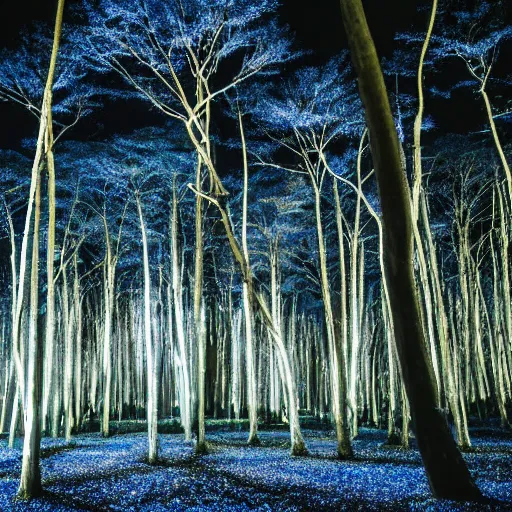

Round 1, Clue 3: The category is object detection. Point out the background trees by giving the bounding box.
[0,0,510,503]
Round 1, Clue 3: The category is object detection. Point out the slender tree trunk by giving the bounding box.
[239,110,260,446]
[411,0,441,398]
[73,255,83,431]
[136,193,159,463]
[194,151,207,454]
[19,168,43,499]
[313,183,352,458]
[102,255,113,437]
[348,143,362,436]
[18,0,66,497]
[42,110,57,437]
[171,180,192,441]
[63,269,75,441]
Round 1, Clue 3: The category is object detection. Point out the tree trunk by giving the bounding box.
[136,193,159,463]
[19,166,43,499]
[18,0,66,498]
[171,180,192,441]
[313,183,352,458]
[338,0,482,501]
[239,110,260,446]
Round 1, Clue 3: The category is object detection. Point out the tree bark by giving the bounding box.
[239,110,260,446]
[338,0,482,501]
[18,0,66,498]
[136,193,159,463]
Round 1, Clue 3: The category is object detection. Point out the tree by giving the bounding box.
[338,0,482,501]
[0,20,97,438]
[247,59,363,455]
[83,0,295,452]
[238,108,260,446]
[16,0,66,499]
[134,181,160,464]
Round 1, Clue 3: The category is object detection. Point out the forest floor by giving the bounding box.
[0,423,511,511]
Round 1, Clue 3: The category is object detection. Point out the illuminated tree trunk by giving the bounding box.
[188,186,307,455]
[313,182,352,458]
[239,110,260,446]
[231,308,242,421]
[269,240,291,425]
[348,144,362,437]
[136,193,159,463]
[0,361,14,434]
[19,174,43,498]
[193,82,211,455]
[51,330,62,438]
[170,181,192,441]
[411,0,441,399]
[9,386,20,448]
[18,0,66,498]
[100,202,126,437]
[1,202,17,436]
[62,269,75,441]
[102,226,114,437]
[339,0,482,500]
[42,112,57,437]
[73,254,83,431]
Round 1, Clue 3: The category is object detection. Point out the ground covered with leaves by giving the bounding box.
[0,425,511,511]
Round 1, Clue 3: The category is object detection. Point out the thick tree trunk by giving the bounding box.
[338,0,482,501]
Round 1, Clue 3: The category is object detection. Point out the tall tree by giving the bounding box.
[338,0,482,501]
[18,0,66,499]
[247,60,362,455]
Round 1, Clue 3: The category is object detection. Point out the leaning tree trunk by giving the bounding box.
[338,0,482,501]
[188,186,307,456]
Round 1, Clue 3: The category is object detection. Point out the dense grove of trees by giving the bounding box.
[0,0,510,502]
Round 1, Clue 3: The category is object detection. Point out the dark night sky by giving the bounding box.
[0,0,422,52]
[0,0,509,150]
[0,0,427,145]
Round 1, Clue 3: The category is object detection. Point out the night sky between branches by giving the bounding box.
[0,1,510,152]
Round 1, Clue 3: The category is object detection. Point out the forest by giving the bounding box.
[0,0,511,510]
